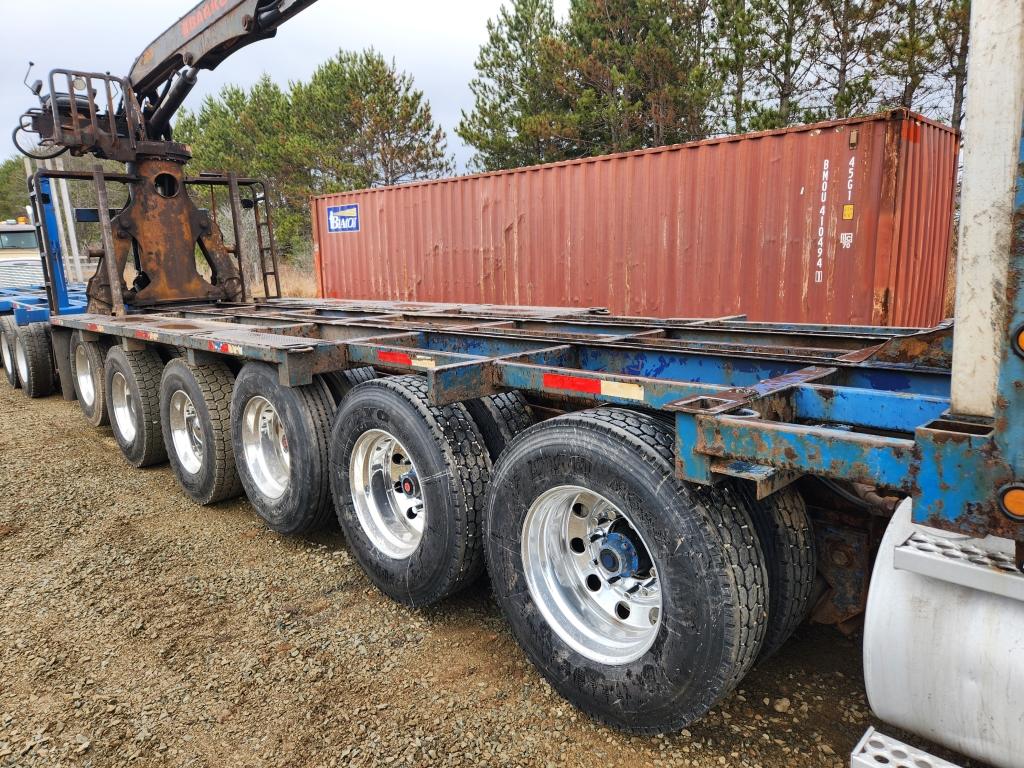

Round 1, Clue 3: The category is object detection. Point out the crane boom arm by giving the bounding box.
[129,0,317,134]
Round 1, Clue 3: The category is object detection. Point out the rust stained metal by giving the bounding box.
[313,110,958,327]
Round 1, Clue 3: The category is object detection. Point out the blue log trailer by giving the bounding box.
[3,2,1022,766]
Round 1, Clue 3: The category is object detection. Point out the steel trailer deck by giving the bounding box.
[51,294,1008,551]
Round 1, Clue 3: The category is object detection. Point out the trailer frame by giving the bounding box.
[43,286,1014,553]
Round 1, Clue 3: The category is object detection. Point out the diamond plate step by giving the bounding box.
[893,530,1024,601]
[851,727,961,768]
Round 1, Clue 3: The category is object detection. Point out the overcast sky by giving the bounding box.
[2,0,570,171]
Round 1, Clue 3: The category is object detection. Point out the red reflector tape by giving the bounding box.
[543,373,602,395]
[542,372,645,401]
[378,350,413,366]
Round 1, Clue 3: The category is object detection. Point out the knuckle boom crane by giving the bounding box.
[13,0,318,313]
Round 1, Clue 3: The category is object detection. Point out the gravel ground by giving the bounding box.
[0,383,979,768]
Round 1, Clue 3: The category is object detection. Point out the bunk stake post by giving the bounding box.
[92,164,126,317]
[227,172,248,302]
[224,173,245,303]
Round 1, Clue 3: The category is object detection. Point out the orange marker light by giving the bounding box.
[1000,487,1024,520]
[1018,328,1024,352]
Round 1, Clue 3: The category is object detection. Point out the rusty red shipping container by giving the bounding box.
[312,109,958,326]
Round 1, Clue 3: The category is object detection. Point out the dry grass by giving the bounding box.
[277,260,319,298]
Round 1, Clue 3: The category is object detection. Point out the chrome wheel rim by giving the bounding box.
[349,429,424,559]
[1,332,13,380]
[169,390,203,474]
[75,344,94,407]
[14,337,28,384]
[241,396,289,499]
[111,371,137,442]
[522,485,662,665]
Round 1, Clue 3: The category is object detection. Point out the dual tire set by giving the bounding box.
[2,328,817,734]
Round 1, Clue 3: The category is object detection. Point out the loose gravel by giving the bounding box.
[0,383,981,767]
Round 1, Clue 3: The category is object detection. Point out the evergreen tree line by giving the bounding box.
[0,0,970,257]
[457,0,970,170]
[173,50,454,254]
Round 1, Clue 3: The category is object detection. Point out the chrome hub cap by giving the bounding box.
[111,371,137,442]
[522,486,662,665]
[241,396,290,499]
[75,344,94,407]
[349,429,424,559]
[14,337,28,385]
[169,390,204,474]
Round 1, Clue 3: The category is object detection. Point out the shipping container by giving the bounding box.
[312,109,958,326]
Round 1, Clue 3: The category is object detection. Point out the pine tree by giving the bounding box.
[879,0,942,112]
[552,0,720,155]
[711,0,762,133]
[816,0,888,118]
[291,50,454,189]
[175,77,303,249]
[747,0,825,129]
[457,0,572,171]
[176,53,453,254]
[932,0,970,131]
[0,157,30,221]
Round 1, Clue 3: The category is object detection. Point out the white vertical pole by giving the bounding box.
[54,157,83,282]
[21,157,34,213]
[950,0,1024,417]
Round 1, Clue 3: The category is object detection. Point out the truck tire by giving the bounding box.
[322,366,377,406]
[231,362,334,534]
[740,484,816,659]
[484,407,768,734]
[104,345,166,467]
[464,391,533,461]
[1,316,20,388]
[160,359,242,505]
[70,332,110,427]
[14,322,54,398]
[328,375,491,606]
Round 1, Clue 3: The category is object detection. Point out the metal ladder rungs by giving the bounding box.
[851,727,961,768]
[893,530,1024,601]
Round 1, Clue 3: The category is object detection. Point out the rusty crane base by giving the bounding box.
[48,296,1020,546]
[35,163,282,318]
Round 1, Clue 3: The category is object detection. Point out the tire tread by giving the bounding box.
[344,375,491,598]
[163,359,242,504]
[493,406,767,732]
[17,322,54,398]
[107,345,166,467]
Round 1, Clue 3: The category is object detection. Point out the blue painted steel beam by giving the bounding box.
[792,385,950,433]
[687,414,917,489]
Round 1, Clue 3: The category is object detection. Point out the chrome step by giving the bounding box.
[851,727,961,768]
[893,529,1024,601]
